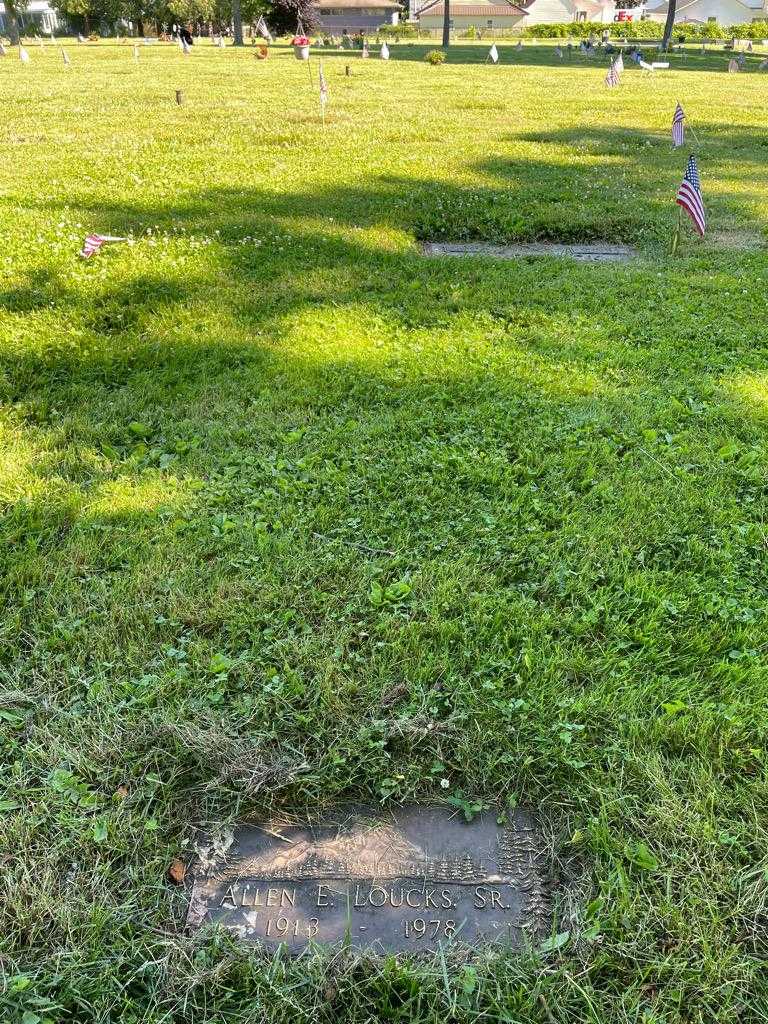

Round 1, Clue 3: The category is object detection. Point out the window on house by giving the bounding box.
[575,10,587,21]
[487,19,493,26]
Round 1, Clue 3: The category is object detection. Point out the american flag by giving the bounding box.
[79,234,127,258]
[676,155,705,237]
[80,235,108,258]
[255,15,273,42]
[605,55,621,87]
[488,43,498,64]
[380,41,389,60]
[319,61,328,111]
[672,102,685,147]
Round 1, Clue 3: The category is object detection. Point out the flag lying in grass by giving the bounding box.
[255,15,273,42]
[605,53,622,86]
[672,102,685,147]
[488,43,498,64]
[380,42,389,60]
[20,46,30,63]
[79,234,128,258]
[676,154,705,237]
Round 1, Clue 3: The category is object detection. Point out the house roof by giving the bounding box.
[647,0,761,9]
[315,0,402,9]
[419,0,528,13]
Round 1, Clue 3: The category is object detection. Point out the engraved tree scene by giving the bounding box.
[209,820,489,884]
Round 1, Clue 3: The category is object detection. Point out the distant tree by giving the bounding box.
[661,0,676,50]
[167,0,215,27]
[54,0,97,34]
[3,0,24,43]
[231,0,243,42]
[265,0,317,37]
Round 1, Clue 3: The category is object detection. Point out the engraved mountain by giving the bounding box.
[210,819,490,883]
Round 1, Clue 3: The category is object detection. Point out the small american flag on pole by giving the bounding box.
[255,15,273,42]
[605,54,621,87]
[672,102,685,147]
[676,155,705,237]
[79,234,127,258]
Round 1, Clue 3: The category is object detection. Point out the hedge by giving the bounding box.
[523,19,768,39]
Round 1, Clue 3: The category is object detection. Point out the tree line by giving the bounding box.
[2,0,315,46]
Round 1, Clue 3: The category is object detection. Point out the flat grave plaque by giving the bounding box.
[422,241,638,263]
[187,805,548,953]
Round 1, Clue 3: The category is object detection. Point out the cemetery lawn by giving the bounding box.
[2,37,768,1023]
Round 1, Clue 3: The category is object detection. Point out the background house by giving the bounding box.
[0,0,60,35]
[314,0,403,32]
[418,0,528,31]
[417,0,617,30]
[521,0,618,21]
[645,0,767,22]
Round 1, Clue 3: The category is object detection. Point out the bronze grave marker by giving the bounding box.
[187,805,548,953]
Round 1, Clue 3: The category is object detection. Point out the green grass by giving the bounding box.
[2,36,768,1023]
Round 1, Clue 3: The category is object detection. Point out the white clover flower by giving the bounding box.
[440,778,450,789]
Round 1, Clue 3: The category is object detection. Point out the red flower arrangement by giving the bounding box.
[291,34,310,45]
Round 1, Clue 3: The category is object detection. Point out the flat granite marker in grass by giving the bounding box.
[187,806,548,953]
[422,242,639,263]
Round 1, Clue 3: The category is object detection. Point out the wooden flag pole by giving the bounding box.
[676,97,702,149]
[670,203,682,257]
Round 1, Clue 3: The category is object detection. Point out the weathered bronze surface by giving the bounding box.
[187,805,547,953]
